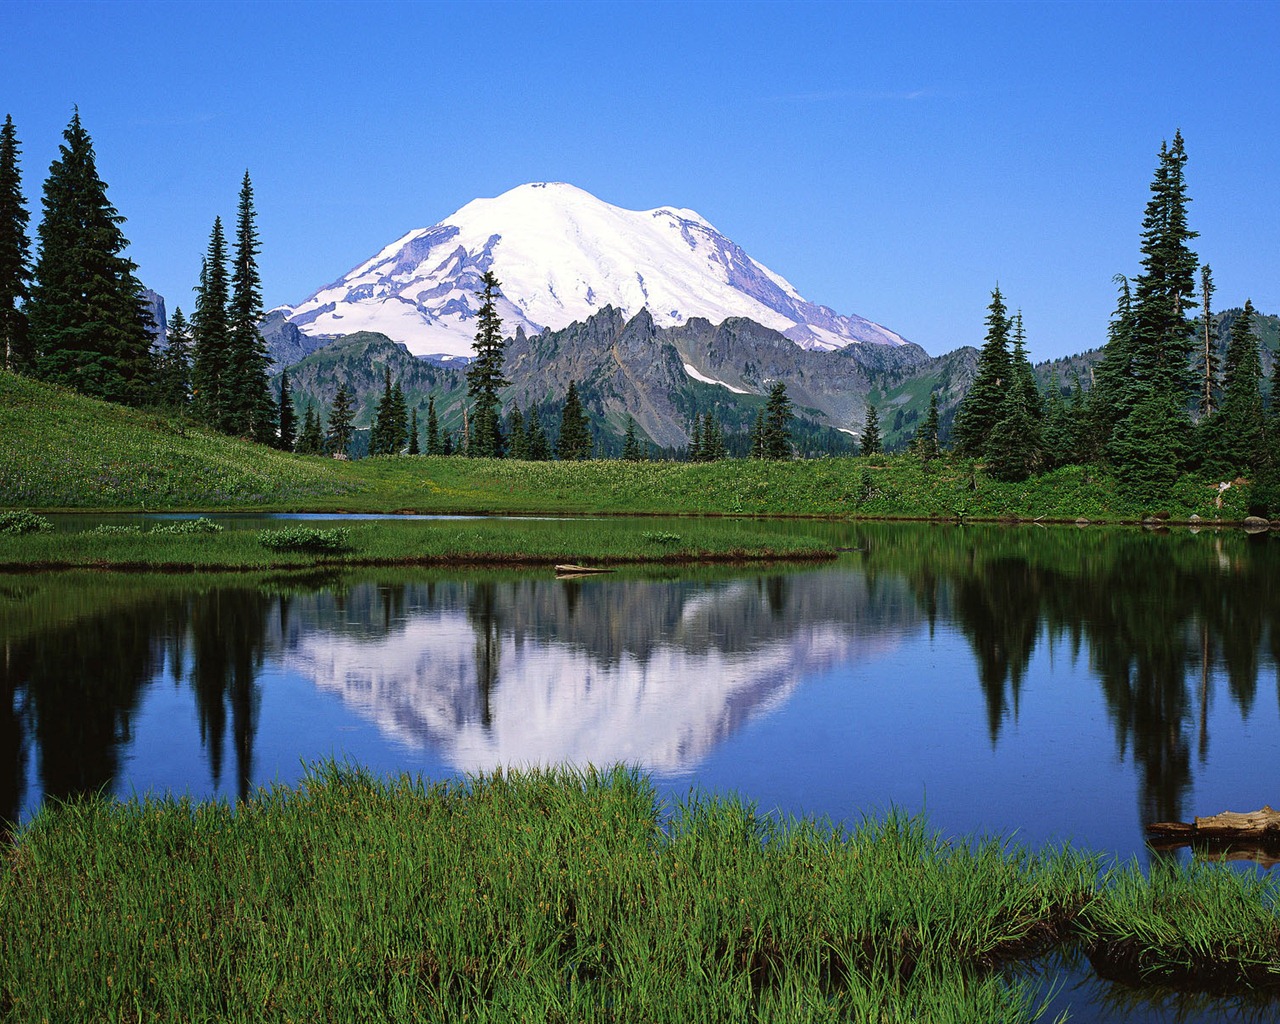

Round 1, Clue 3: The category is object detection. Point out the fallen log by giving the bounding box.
[1145,806,1280,867]
[554,564,616,576]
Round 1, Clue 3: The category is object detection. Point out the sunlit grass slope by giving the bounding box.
[0,369,1257,521]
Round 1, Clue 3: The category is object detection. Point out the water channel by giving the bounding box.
[3,517,1278,1022]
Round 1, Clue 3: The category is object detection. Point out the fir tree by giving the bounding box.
[407,407,420,455]
[1208,300,1265,475]
[507,406,527,459]
[701,412,726,461]
[28,109,154,405]
[1039,372,1073,470]
[750,409,765,458]
[556,381,592,460]
[1010,312,1042,420]
[0,114,32,373]
[913,391,942,462]
[425,395,441,455]
[525,404,550,460]
[326,383,355,457]
[621,417,641,461]
[688,414,703,461]
[297,403,323,454]
[228,172,273,441]
[156,306,192,412]
[440,428,454,456]
[370,367,395,455]
[859,403,882,457]
[762,381,793,459]
[277,368,296,452]
[465,270,508,457]
[952,287,1012,457]
[1197,264,1218,417]
[985,385,1041,481]
[191,223,232,430]
[390,381,407,454]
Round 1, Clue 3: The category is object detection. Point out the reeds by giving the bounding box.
[9,764,1273,1022]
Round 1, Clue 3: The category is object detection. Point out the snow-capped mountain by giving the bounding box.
[279,182,910,358]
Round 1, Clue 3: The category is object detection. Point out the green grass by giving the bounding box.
[2,765,1276,1023]
[0,370,1261,522]
[0,516,834,571]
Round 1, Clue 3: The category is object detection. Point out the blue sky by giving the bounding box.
[4,0,1278,362]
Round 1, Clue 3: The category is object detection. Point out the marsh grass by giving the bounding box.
[0,764,1093,1023]
[0,517,834,571]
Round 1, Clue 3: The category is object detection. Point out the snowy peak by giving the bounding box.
[283,182,911,358]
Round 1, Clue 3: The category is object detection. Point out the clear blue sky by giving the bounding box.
[4,0,1277,362]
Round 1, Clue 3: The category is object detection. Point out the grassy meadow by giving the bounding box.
[0,369,1259,522]
[2,765,1277,1023]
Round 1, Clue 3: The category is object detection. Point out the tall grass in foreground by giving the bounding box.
[2,766,1276,1021]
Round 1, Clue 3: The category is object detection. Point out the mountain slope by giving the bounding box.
[279,182,915,358]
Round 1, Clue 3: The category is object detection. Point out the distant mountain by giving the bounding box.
[275,182,915,359]
[277,307,974,455]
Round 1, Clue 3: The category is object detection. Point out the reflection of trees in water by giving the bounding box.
[1,651,26,832]
[467,582,501,730]
[865,524,1280,828]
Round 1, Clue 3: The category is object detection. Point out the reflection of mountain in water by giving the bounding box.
[282,572,915,773]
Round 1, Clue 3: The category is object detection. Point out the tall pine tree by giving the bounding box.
[277,367,296,452]
[0,114,32,373]
[952,287,1012,457]
[1208,300,1265,475]
[191,224,232,430]
[326,383,355,457]
[425,394,441,455]
[859,403,881,457]
[465,270,507,457]
[1197,264,1218,417]
[28,109,153,405]
[156,306,192,412]
[556,381,592,460]
[229,172,274,442]
[762,381,793,459]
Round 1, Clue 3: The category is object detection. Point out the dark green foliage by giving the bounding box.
[859,403,882,457]
[556,381,592,460]
[369,367,408,456]
[1108,390,1190,500]
[425,395,441,455]
[296,403,323,455]
[155,306,192,413]
[911,391,942,462]
[750,409,765,458]
[506,405,527,459]
[621,417,642,461]
[276,368,296,452]
[0,114,32,373]
[524,403,550,460]
[699,412,727,461]
[325,382,355,457]
[191,221,231,430]
[28,110,154,406]
[229,173,273,442]
[1196,265,1218,417]
[985,396,1041,482]
[407,407,420,455]
[952,287,1012,457]
[465,270,507,457]
[1205,298,1265,476]
[687,413,702,461]
[1009,313,1042,421]
[0,509,51,534]
[1039,372,1073,470]
[762,381,793,459]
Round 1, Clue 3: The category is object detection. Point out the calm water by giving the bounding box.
[3,519,1279,1022]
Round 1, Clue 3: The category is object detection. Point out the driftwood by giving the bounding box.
[554,564,616,577]
[1146,806,1280,867]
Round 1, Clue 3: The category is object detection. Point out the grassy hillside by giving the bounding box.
[0,369,1259,521]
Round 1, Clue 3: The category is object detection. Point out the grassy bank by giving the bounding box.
[0,370,1259,521]
[0,515,834,572]
[1,766,1276,1023]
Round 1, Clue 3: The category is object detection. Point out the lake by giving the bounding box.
[3,518,1278,1022]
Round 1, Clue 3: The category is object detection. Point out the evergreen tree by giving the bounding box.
[913,391,942,462]
[1009,312,1042,420]
[556,381,592,460]
[326,383,355,457]
[390,381,407,453]
[701,412,726,460]
[859,403,882,457]
[507,405,527,459]
[1197,264,1218,417]
[985,384,1041,481]
[191,224,232,430]
[370,366,395,455]
[297,403,324,455]
[277,368,296,452]
[1039,372,1073,470]
[1208,300,1265,475]
[156,306,192,412]
[465,270,508,457]
[441,428,454,456]
[952,287,1012,456]
[228,172,273,440]
[0,114,32,373]
[425,395,441,455]
[28,109,154,405]
[407,407,420,455]
[750,409,766,458]
[762,381,793,459]
[621,417,641,461]
[688,414,703,461]
[525,404,550,460]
